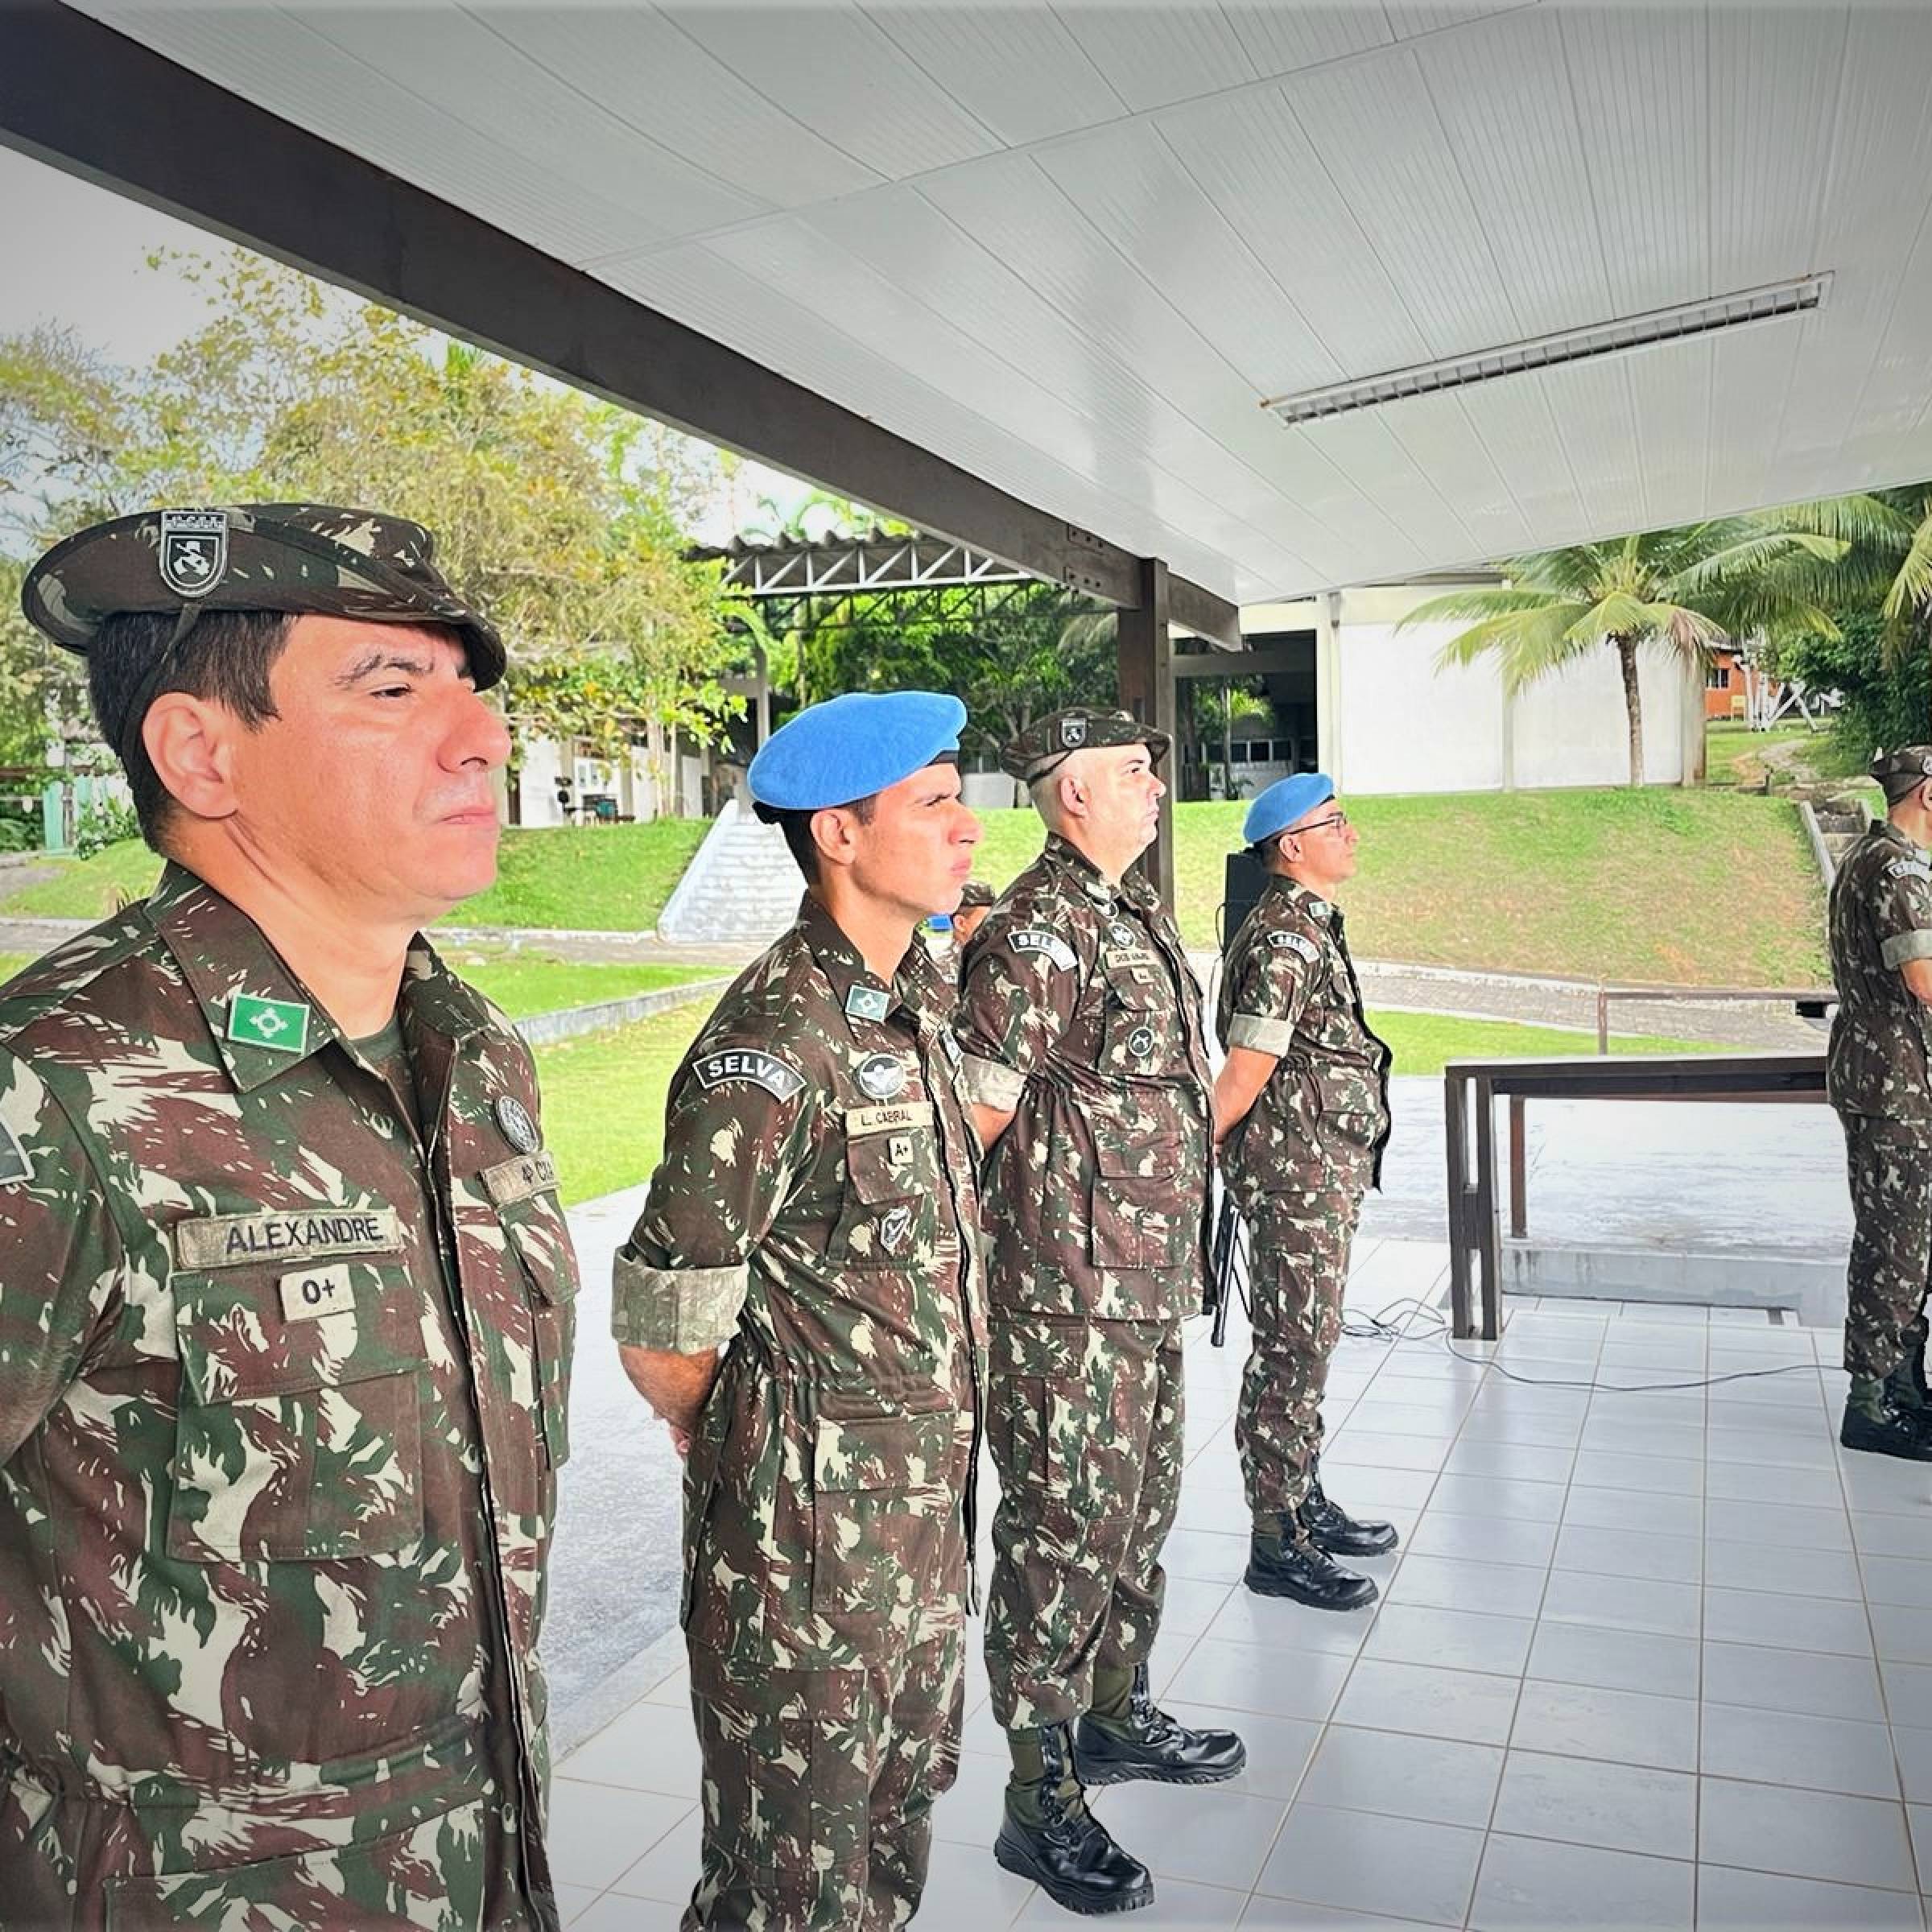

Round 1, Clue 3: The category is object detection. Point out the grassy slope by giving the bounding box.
[974,789,1827,985]
[5,788,1828,985]
[442,954,724,1020]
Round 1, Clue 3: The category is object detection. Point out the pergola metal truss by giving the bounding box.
[703,530,1046,630]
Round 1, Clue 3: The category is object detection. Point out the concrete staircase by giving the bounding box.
[656,799,801,945]
[1811,795,1872,877]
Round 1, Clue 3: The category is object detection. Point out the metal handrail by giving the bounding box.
[1591,982,1834,1053]
[1443,1051,1827,1340]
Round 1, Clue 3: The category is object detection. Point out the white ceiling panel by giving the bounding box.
[1154,85,1432,380]
[1707,6,1845,296]
[1412,7,1612,339]
[1220,4,1393,78]
[1277,46,1521,358]
[87,2,672,260]
[1027,120,1343,396]
[298,4,769,243]
[1051,6,1260,113]
[658,2,1004,178]
[1559,6,1707,318]
[861,4,1125,146]
[475,6,885,209]
[53,0,1932,601]
[1454,377,1587,542]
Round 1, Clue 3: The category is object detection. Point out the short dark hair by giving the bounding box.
[86,608,294,851]
[771,795,877,886]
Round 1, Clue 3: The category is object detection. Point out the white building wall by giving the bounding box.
[514,737,569,827]
[1261,584,1701,796]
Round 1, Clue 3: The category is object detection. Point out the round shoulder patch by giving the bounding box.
[856,1051,909,1100]
[495,1093,541,1153]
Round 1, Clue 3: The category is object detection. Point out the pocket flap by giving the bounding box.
[1312,1069,1379,1117]
[174,1261,426,1405]
[1105,974,1163,1012]
[497,1195,581,1307]
[1094,1136,1183,1181]
[812,1409,956,1493]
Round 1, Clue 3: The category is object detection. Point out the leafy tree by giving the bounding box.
[1402,522,1845,786]
[0,250,737,782]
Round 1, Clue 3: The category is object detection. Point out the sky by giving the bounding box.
[0,144,811,543]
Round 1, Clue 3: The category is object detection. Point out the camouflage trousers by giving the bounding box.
[984,1319,1183,1729]
[0,1759,543,1932]
[1840,1113,1932,1381]
[682,1624,964,1930]
[1232,1174,1367,1535]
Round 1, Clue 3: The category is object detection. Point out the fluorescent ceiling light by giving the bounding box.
[1263,272,1832,427]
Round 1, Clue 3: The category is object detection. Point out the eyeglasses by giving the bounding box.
[1294,811,1350,836]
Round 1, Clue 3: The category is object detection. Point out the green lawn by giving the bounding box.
[0,953,31,988]
[972,789,1829,986]
[530,997,1724,1206]
[444,953,725,1020]
[0,819,710,930]
[5,787,1830,986]
[533,1000,716,1205]
[1704,720,1818,787]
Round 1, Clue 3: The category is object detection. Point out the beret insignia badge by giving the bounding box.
[157,509,229,599]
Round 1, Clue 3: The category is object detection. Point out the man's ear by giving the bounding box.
[1057,768,1088,823]
[142,693,241,824]
[810,804,861,874]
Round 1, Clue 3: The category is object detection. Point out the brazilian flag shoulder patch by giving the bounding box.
[227,993,312,1055]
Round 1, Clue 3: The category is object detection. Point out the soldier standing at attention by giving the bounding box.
[613,691,985,1930]
[1213,774,1397,1611]
[0,506,576,1930]
[956,707,1244,1919]
[1829,746,1932,1459]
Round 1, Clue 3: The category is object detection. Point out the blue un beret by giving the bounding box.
[1244,772,1336,846]
[749,691,966,813]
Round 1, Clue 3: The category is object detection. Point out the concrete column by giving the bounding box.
[1116,557,1175,908]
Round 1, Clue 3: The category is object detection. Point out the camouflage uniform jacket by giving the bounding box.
[1217,874,1393,1189]
[956,834,1213,1324]
[0,864,576,1922]
[612,896,985,1674]
[1828,820,1932,1125]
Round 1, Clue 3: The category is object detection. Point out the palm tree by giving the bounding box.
[1401,520,1845,786]
[1765,488,1932,720]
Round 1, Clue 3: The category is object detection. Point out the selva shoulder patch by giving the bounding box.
[1268,930,1321,961]
[1010,929,1078,971]
[693,1047,807,1102]
[1884,857,1932,881]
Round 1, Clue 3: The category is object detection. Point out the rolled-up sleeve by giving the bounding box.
[1222,927,1318,1061]
[1873,855,1932,971]
[610,1039,814,1354]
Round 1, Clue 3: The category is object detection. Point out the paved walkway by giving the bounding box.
[545,1264,1932,1932]
[0,915,1828,1050]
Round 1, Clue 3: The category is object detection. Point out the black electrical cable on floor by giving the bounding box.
[1334,1293,1831,1394]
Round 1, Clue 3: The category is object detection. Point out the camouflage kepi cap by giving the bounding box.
[1000,706,1172,783]
[1872,745,1932,800]
[20,503,506,690]
[957,878,996,910]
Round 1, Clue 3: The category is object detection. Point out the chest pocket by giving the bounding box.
[828,1127,943,1267]
[1098,968,1180,1076]
[495,1191,580,1478]
[167,1257,427,1564]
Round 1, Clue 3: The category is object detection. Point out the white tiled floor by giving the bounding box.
[551,1240,1932,1927]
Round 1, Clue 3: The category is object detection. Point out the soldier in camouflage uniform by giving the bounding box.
[1212,775,1397,1611]
[1829,745,1932,1460]
[0,506,575,1930]
[956,708,1243,1918]
[613,691,985,1930]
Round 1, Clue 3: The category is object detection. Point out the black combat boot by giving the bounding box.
[1299,1465,1399,1557]
[995,1723,1154,1916]
[1840,1376,1932,1461]
[1074,1662,1246,1788]
[1245,1525,1379,1609]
